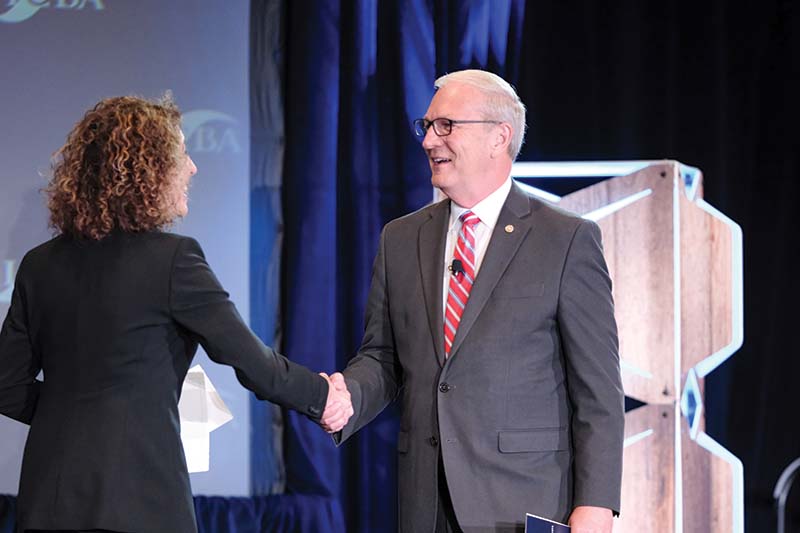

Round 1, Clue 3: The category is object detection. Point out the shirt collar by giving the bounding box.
[449,176,513,231]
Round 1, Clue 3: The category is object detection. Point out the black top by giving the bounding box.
[0,231,327,533]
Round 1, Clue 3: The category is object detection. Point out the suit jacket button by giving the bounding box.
[308,405,321,416]
[429,436,439,446]
[439,382,451,393]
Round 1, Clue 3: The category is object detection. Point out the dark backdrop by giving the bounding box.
[514,2,799,530]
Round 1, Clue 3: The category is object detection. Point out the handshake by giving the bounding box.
[318,372,353,433]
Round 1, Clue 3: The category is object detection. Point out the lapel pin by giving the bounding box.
[505,224,514,233]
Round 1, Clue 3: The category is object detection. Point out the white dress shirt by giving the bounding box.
[442,177,513,316]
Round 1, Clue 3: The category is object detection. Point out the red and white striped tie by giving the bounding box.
[444,211,480,357]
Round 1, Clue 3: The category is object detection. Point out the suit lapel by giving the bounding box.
[419,201,450,366]
[447,183,532,360]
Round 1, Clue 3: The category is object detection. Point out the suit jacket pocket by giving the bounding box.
[397,430,409,454]
[498,427,569,453]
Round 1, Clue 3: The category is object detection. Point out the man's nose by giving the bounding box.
[421,126,441,150]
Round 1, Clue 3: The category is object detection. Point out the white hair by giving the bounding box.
[435,69,527,160]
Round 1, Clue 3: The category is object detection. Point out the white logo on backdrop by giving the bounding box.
[0,0,104,24]
[182,110,242,154]
[0,260,17,304]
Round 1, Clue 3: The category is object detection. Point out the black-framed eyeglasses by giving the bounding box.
[413,117,501,139]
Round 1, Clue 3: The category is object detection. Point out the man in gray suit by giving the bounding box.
[326,70,624,532]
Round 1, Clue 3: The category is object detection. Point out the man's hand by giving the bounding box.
[568,506,613,533]
[319,372,353,433]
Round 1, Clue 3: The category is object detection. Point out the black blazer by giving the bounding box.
[0,231,327,533]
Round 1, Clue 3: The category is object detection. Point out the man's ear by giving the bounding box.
[491,123,513,158]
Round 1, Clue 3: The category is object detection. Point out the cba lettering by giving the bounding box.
[1,0,105,24]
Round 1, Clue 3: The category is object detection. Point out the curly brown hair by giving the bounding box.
[47,95,183,240]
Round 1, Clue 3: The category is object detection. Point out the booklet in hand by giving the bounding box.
[525,513,570,532]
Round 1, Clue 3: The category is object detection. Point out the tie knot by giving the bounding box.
[460,211,480,227]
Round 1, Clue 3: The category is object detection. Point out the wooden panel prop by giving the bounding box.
[553,161,743,533]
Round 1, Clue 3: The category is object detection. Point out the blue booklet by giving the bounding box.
[525,513,570,532]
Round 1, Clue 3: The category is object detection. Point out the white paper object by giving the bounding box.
[178,365,234,473]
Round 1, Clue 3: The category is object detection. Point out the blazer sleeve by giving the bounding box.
[0,257,41,425]
[336,227,402,444]
[558,220,625,513]
[169,236,328,421]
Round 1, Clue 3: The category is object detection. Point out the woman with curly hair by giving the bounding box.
[0,95,352,533]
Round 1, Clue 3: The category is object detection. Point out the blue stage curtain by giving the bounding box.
[0,495,344,533]
[194,495,344,533]
[0,495,14,533]
[275,1,524,531]
[250,0,290,496]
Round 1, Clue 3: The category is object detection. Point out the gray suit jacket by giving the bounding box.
[338,183,624,532]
